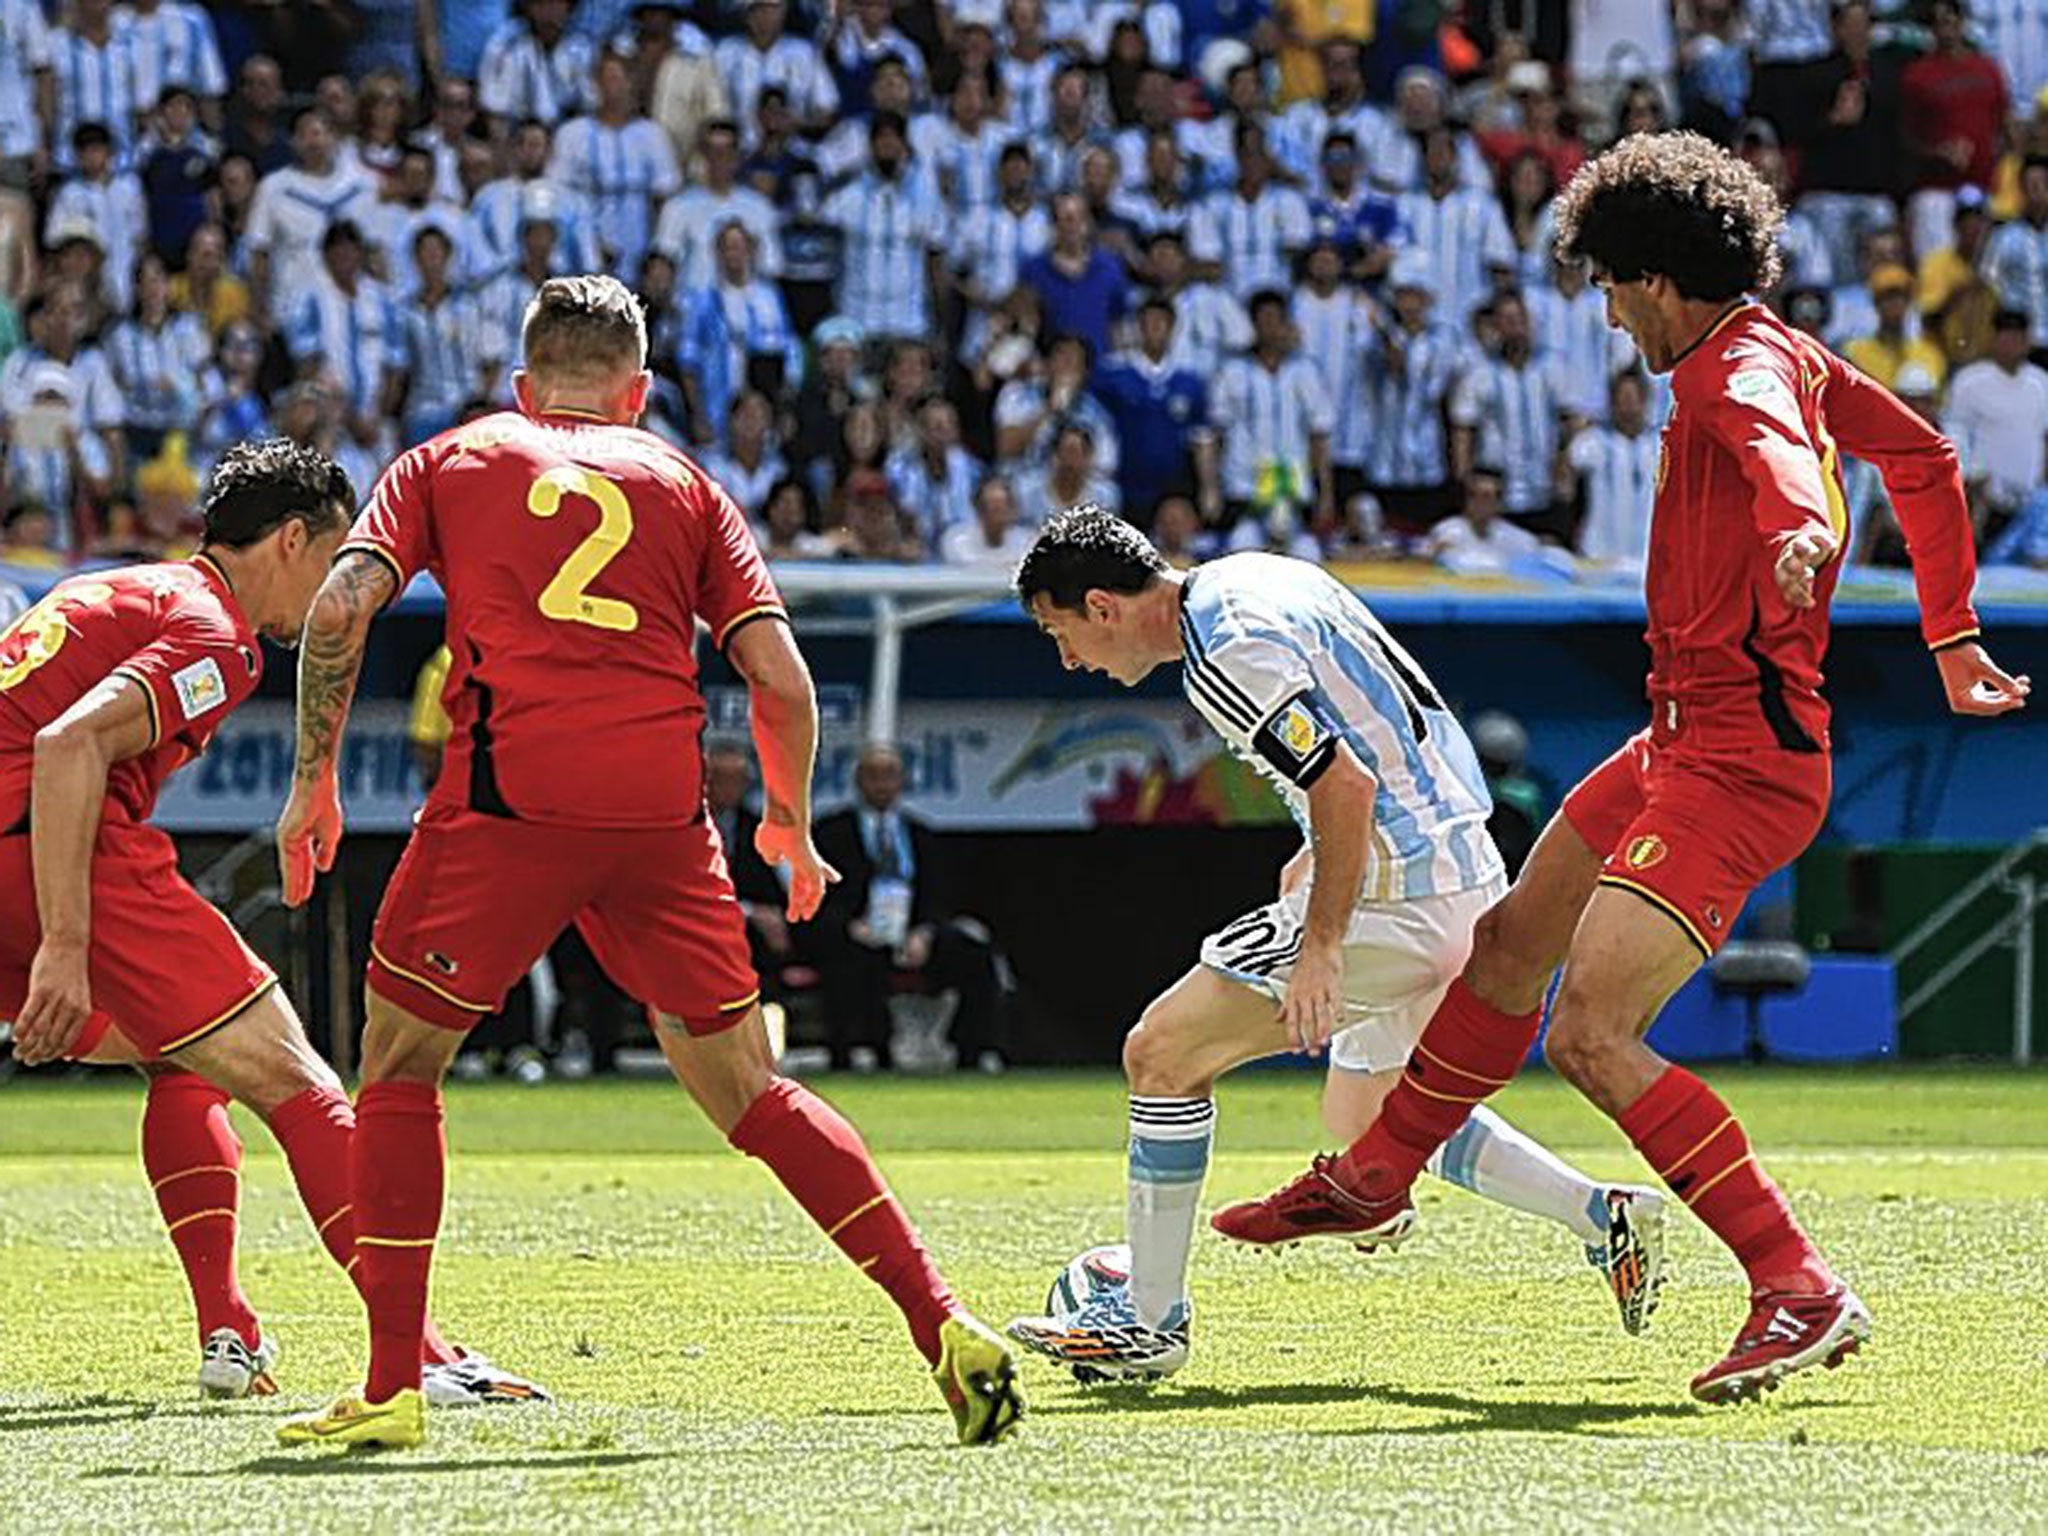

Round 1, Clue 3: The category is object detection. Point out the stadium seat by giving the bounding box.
[1709,940,1813,1062]
[1759,957,1899,1062]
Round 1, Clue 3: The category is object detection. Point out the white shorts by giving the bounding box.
[1199,874,1508,1074]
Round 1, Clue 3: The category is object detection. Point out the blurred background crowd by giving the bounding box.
[6,0,2048,587]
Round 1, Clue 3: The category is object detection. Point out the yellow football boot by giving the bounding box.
[276,1388,427,1449]
[932,1314,1025,1446]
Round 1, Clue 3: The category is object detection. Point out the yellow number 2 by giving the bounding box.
[525,466,640,634]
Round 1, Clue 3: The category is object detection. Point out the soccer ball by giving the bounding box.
[1046,1242,1132,1322]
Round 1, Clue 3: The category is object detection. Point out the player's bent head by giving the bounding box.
[202,439,354,551]
[517,274,652,417]
[1553,130,1783,304]
[1016,505,1173,685]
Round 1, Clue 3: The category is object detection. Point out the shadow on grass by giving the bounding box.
[1030,1380,1386,1415]
[83,1449,679,1480]
[0,1396,157,1434]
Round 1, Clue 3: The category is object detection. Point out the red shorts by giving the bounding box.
[1560,728,1830,957]
[0,822,277,1059]
[368,803,760,1035]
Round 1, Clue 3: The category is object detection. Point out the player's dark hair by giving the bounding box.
[1015,505,1167,614]
[1553,130,1783,301]
[522,273,649,380]
[200,439,354,549]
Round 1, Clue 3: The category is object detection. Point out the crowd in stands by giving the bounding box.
[5,0,2048,586]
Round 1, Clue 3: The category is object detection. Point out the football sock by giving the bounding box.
[729,1078,956,1367]
[352,1080,447,1403]
[1335,978,1542,1198]
[1618,1066,1832,1294]
[1424,1105,1610,1246]
[143,1071,260,1349]
[1126,1095,1214,1329]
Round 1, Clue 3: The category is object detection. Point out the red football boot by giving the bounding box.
[1209,1154,1417,1250]
[1690,1285,1872,1404]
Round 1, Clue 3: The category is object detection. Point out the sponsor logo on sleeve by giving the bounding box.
[1726,369,1793,409]
[171,657,229,721]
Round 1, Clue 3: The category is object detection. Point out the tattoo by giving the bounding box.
[292,552,395,786]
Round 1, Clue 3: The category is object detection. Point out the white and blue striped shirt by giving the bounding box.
[886,443,983,546]
[477,21,594,124]
[1527,282,1633,424]
[1293,287,1374,468]
[104,311,210,432]
[48,23,141,171]
[1365,123,1491,196]
[1395,186,1517,320]
[953,198,1051,356]
[468,176,603,281]
[1365,323,1458,488]
[913,113,1009,213]
[821,172,944,338]
[1211,353,1335,501]
[1001,51,1065,137]
[1163,281,1253,377]
[715,34,837,140]
[285,272,397,417]
[1979,0,2048,102]
[1177,552,1502,902]
[118,1,226,110]
[677,276,803,432]
[1568,422,1659,566]
[548,114,682,280]
[653,185,783,288]
[1452,354,1563,518]
[1272,98,1389,185]
[1747,0,1832,64]
[43,172,147,312]
[1191,184,1312,300]
[0,0,52,160]
[398,290,483,432]
[1984,216,2048,346]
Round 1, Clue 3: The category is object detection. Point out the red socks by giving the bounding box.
[265,1085,359,1271]
[1335,978,1541,1197]
[729,1078,956,1366]
[1619,1066,1832,1294]
[143,1072,260,1348]
[351,1080,447,1403]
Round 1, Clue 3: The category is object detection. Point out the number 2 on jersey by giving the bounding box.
[526,466,640,633]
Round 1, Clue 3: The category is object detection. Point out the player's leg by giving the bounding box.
[1213,737,1641,1245]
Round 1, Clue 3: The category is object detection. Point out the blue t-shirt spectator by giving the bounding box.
[1020,247,1130,359]
[1093,350,1210,524]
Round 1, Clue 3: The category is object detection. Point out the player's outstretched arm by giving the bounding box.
[728,616,839,922]
[279,551,396,906]
[18,677,154,1065]
[1282,743,1379,1057]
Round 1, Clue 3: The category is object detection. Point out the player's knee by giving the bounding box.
[1542,1000,1624,1093]
[1121,1006,1197,1097]
[1467,893,1560,1005]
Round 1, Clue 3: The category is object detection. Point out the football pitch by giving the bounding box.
[2,1066,2045,1534]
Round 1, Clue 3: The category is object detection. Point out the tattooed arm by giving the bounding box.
[277,550,398,905]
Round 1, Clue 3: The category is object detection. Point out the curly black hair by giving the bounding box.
[200,439,355,548]
[1553,131,1783,301]
[1015,504,1165,613]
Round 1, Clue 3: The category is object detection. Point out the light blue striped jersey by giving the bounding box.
[1176,552,1503,903]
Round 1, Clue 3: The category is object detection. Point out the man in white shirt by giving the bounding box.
[244,107,376,324]
[654,117,782,287]
[716,0,836,144]
[0,0,54,188]
[477,0,594,129]
[1944,307,2048,515]
[1430,466,1545,577]
[820,112,946,344]
[940,475,1034,570]
[1567,370,1660,567]
[1190,122,1311,301]
[548,50,683,280]
[1396,125,1517,322]
[42,122,146,313]
[1212,289,1337,534]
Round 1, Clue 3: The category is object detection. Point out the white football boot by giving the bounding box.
[1008,1291,1190,1384]
[1583,1187,1670,1337]
[421,1352,552,1406]
[197,1328,280,1398]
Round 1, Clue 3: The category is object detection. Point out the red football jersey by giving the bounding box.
[1653,303,1980,749]
[0,556,263,833]
[344,408,785,827]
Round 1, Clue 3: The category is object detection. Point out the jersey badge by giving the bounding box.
[1252,691,1340,785]
[1726,369,1793,409]
[1624,834,1668,872]
[171,657,228,721]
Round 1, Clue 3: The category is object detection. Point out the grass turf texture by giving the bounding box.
[2,1066,2045,1533]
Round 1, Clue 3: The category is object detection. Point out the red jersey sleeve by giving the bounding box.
[340,441,437,597]
[692,473,785,649]
[108,604,256,753]
[1693,343,1839,553]
[1818,351,1982,651]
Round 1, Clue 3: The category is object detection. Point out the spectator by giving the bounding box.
[1094,293,1218,528]
[45,123,147,313]
[914,69,1006,214]
[0,0,53,193]
[1112,65,1214,192]
[701,389,788,516]
[472,120,603,283]
[655,118,782,288]
[1150,492,1212,568]
[138,87,218,267]
[754,474,838,559]
[550,50,683,280]
[1016,418,1117,527]
[192,319,270,478]
[817,54,931,191]
[1374,67,1491,194]
[886,394,981,547]
[1191,120,1310,301]
[1900,0,2006,263]
[1567,369,1659,568]
[105,252,209,459]
[1919,188,1998,371]
[0,283,124,547]
[1845,264,1949,392]
[677,218,801,445]
[168,224,248,342]
[993,331,1119,477]
[1032,60,1107,195]
[1397,125,1517,321]
[1112,129,1197,251]
[1500,150,1559,292]
[717,0,838,146]
[791,314,875,481]
[1000,0,1065,138]
[1211,288,1334,537]
[1944,309,2048,521]
[1146,229,1251,377]
[1476,64,1584,190]
[1826,224,1909,351]
[837,464,922,561]
[1430,466,1544,577]
[1678,0,1749,143]
[222,55,290,176]
[1451,290,1566,539]
[1530,253,1631,426]
[810,742,1010,1073]
[1364,253,1459,534]
[1983,157,2048,357]
[737,84,821,210]
[1307,128,1402,287]
[953,142,1052,362]
[1293,238,1374,521]
[478,0,594,131]
[0,503,65,569]
[1274,36,1379,185]
[704,743,802,1003]
[365,146,474,299]
[350,71,414,188]
[49,0,140,175]
[411,75,485,205]
[245,106,377,323]
[1020,192,1130,357]
[396,227,487,446]
[637,0,732,173]
[820,111,946,345]
[825,0,929,115]
[1789,0,1903,281]
[283,221,398,472]
[939,474,1032,569]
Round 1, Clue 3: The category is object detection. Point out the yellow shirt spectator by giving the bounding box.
[1274,0,1375,105]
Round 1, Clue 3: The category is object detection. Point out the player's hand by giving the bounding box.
[1935,641,2031,717]
[13,938,93,1067]
[1279,938,1345,1057]
[756,818,839,923]
[277,776,345,907]
[1773,528,1838,610]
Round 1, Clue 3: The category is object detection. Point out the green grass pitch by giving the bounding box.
[2,1066,2045,1533]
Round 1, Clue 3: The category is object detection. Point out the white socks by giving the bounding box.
[1126,1095,1215,1329]
[1424,1104,1610,1246]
